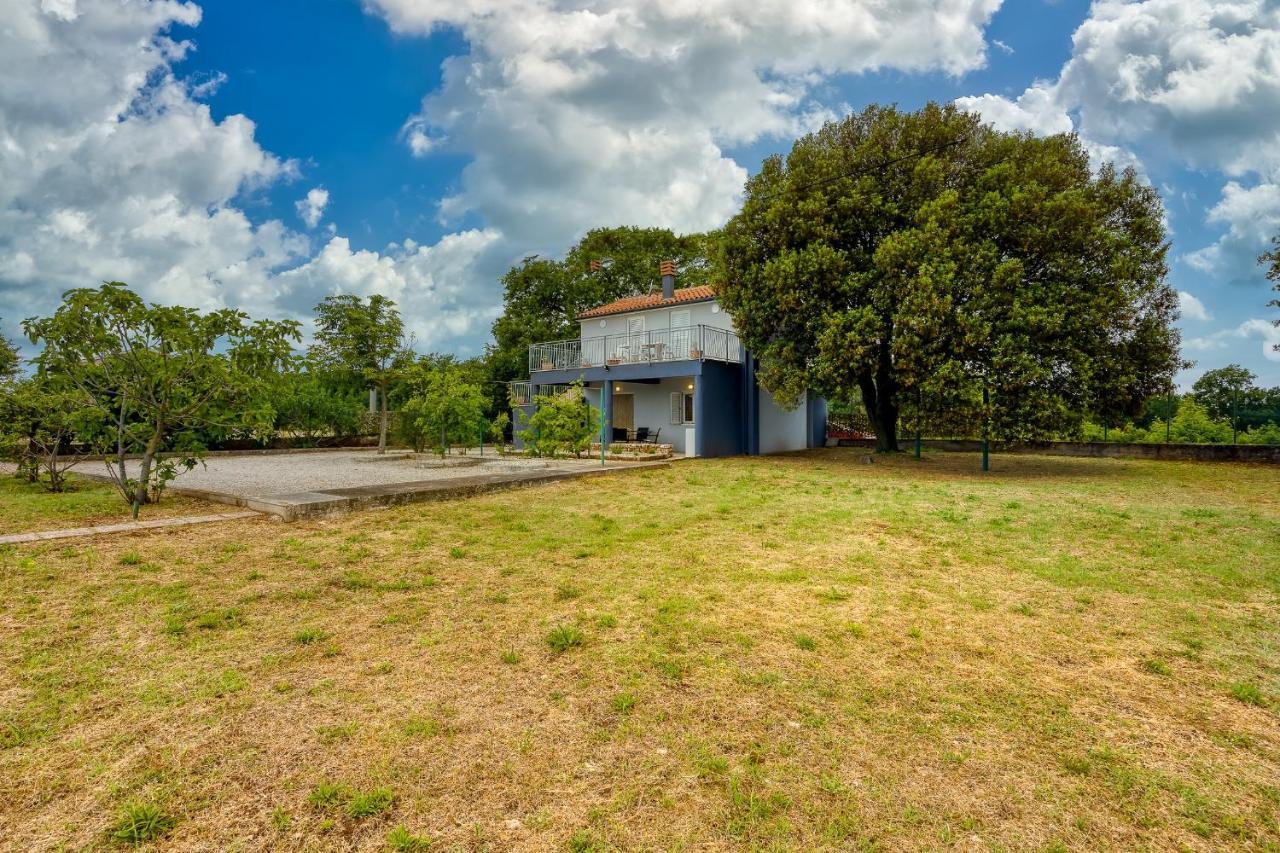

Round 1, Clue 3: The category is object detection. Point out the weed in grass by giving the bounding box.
[194,607,245,630]
[500,649,521,665]
[1063,754,1092,776]
[271,808,291,830]
[308,782,348,810]
[610,692,636,714]
[403,716,441,738]
[316,722,359,743]
[846,622,866,638]
[321,642,341,658]
[654,657,684,680]
[110,802,174,844]
[207,669,247,697]
[347,787,395,819]
[546,625,584,653]
[818,775,847,795]
[595,613,617,629]
[568,829,605,852]
[162,614,187,636]
[448,547,465,559]
[294,627,328,645]
[487,592,509,604]
[1229,682,1266,706]
[118,553,143,566]
[1012,603,1036,617]
[387,825,433,850]
[1142,658,1172,677]
[907,627,923,640]
[555,583,582,601]
[336,570,374,590]
[794,634,817,651]
[815,588,850,603]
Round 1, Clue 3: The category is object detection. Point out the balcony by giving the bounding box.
[529,325,741,374]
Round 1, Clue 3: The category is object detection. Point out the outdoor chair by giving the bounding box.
[612,427,629,442]
[634,427,649,443]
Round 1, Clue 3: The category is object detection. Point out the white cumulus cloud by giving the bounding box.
[1178,290,1212,321]
[957,0,1280,293]
[365,0,1004,251]
[296,187,329,229]
[0,0,519,352]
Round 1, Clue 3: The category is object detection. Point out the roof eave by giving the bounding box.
[576,294,717,321]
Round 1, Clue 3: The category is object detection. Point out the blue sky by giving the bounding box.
[1,0,1277,387]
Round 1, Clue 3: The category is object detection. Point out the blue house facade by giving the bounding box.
[512,265,826,458]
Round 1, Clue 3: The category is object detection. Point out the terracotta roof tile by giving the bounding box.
[577,285,717,319]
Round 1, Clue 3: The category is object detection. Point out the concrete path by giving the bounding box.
[0,511,261,545]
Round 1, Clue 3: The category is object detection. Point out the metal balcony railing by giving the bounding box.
[529,325,741,374]
[509,381,532,406]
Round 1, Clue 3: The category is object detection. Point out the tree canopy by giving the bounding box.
[718,103,1181,451]
[24,282,300,515]
[400,356,488,455]
[1263,235,1280,354]
[313,294,406,453]
[1191,364,1280,430]
[0,323,18,384]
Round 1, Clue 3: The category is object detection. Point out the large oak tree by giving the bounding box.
[718,103,1181,451]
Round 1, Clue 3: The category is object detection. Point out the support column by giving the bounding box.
[693,375,704,458]
[601,380,614,446]
[743,350,760,456]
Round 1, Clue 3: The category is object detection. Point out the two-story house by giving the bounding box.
[511,262,826,458]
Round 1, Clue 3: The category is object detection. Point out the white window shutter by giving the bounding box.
[670,309,690,329]
[670,392,684,425]
[627,315,645,334]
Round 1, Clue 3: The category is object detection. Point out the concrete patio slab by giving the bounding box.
[74,449,670,521]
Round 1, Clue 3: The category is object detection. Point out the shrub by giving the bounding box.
[517,382,599,458]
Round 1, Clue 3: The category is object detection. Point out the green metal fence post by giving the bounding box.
[915,389,922,460]
[1232,390,1239,444]
[981,386,990,472]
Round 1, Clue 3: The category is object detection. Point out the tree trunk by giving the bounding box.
[115,390,128,490]
[858,371,901,453]
[378,380,388,454]
[132,430,162,519]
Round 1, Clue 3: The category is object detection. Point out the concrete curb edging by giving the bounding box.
[0,511,262,545]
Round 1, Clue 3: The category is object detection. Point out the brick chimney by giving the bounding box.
[660,260,676,299]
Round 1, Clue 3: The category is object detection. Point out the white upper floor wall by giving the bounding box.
[577,297,735,342]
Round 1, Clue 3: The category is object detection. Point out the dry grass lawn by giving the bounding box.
[0,472,215,536]
[1,450,1278,851]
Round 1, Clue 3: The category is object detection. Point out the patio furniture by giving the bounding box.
[612,427,629,441]
[635,427,661,444]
